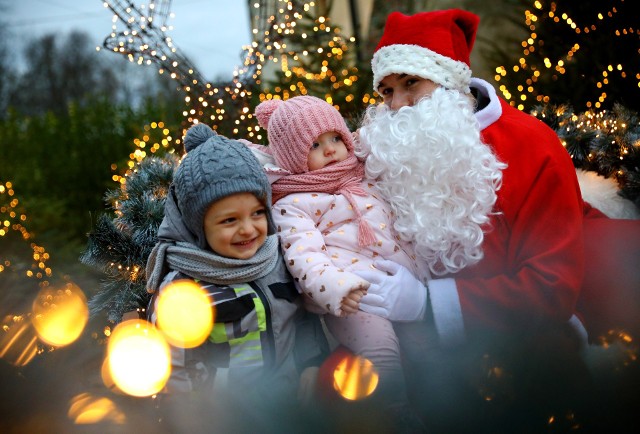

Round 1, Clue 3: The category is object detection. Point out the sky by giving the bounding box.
[6,0,252,81]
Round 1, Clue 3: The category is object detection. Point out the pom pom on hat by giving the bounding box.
[183,123,216,153]
[255,99,282,129]
[173,125,275,249]
[372,9,480,93]
[255,96,354,174]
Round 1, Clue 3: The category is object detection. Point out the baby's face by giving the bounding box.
[203,192,268,259]
[307,131,349,171]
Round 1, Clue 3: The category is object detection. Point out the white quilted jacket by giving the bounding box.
[272,179,423,316]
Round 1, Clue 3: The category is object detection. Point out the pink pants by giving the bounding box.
[324,310,410,410]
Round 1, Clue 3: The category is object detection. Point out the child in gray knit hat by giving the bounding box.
[145,124,328,430]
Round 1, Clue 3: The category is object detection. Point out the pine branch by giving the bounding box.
[532,103,640,208]
[80,154,178,323]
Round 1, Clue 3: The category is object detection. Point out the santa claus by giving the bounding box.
[355,9,640,344]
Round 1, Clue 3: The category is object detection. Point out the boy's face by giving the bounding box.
[307,131,349,171]
[203,192,268,259]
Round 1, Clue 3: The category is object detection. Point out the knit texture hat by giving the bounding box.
[372,9,480,93]
[173,123,275,249]
[255,96,354,174]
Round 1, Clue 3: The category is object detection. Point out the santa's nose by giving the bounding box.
[390,92,412,110]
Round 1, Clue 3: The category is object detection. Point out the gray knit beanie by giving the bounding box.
[173,123,275,249]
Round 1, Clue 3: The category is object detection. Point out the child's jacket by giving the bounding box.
[273,179,424,317]
[148,255,328,396]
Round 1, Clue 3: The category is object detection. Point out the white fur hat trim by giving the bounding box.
[372,44,472,94]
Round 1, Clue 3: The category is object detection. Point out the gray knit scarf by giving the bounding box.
[146,236,279,292]
[146,188,280,293]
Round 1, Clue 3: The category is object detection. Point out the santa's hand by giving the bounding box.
[353,259,427,321]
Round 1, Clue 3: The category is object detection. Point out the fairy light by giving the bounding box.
[494,0,637,111]
[0,182,53,286]
[531,103,640,191]
[258,11,364,114]
[110,121,179,186]
[101,1,365,139]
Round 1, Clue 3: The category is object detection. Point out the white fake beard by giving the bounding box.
[359,88,506,276]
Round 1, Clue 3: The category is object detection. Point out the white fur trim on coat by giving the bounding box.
[428,277,465,347]
[470,78,502,130]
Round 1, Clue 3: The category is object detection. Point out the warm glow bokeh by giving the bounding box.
[31,282,89,347]
[107,319,171,397]
[68,393,126,425]
[0,314,39,366]
[155,280,214,348]
[332,354,379,401]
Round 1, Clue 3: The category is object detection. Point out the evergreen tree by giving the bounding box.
[80,154,178,323]
[533,103,640,207]
[493,0,639,112]
[259,2,370,128]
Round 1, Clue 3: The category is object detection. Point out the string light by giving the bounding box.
[101,1,366,141]
[111,121,179,186]
[494,0,638,111]
[0,181,53,286]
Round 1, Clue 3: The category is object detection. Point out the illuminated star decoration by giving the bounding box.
[99,0,355,140]
[100,0,302,139]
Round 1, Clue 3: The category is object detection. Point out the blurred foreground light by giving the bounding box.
[101,353,125,395]
[155,280,213,348]
[31,282,88,347]
[332,354,379,401]
[0,315,39,366]
[107,319,171,397]
[68,393,126,425]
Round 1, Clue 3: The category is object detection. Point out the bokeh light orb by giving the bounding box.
[155,280,214,348]
[333,354,379,401]
[0,315,39,366]
[68,393,126,425]
[31,282,89,347]
[107,319,171,397]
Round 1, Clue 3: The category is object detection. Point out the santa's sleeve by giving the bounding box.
[273,196,369,317]
[429,123,586,346]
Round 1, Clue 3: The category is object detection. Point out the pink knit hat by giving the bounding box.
[372,9,479,93]
[255,96,354,174]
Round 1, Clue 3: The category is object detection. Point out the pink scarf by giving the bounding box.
[271,154,377,247]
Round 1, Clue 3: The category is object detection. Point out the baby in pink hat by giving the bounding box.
[254,95,428,429]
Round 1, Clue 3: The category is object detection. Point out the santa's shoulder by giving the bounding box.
[483,99,569,163]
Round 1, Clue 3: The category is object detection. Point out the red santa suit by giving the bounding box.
[428,78,588,341]
[431,77,640,345]
[368,9,640,346]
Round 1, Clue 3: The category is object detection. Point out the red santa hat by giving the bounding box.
[372,9,480,94]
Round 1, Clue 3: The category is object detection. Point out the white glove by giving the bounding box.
[353,259,427,321]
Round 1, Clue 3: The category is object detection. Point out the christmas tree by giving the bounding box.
[80,152,178,323]
[487,0,640,208]
[258,2,372,129]
[493,0,638,113]
[532,103,640,208]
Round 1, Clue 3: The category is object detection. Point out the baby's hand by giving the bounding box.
[340,285,367,316]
